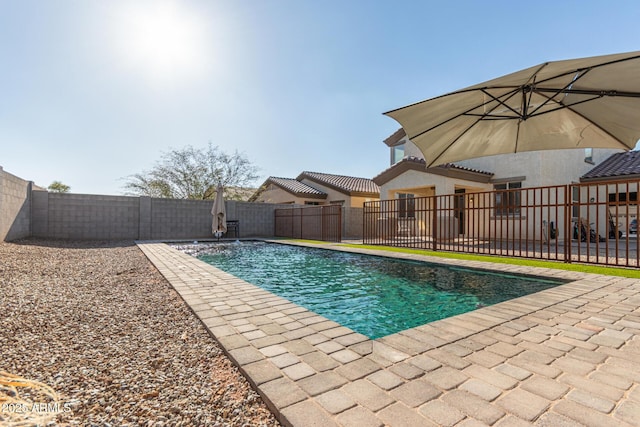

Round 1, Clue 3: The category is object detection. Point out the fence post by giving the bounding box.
[362,203,366,244]
[321,206,325,241]
[338,205,342,242]
[565,184,572,263]
[432,196,438,251]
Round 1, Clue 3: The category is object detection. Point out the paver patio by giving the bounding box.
[138,240,640,426]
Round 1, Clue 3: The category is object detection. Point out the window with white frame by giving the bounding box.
[392,144,405,164]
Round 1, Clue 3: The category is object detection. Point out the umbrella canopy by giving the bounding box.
[385,51,640,167]
[211,183,227,235]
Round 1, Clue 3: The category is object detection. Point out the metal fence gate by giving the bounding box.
[364,179,640,268]
[275,205,342,242]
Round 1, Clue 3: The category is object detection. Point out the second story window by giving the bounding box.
[392,144,405,164]
[585,148,594,164]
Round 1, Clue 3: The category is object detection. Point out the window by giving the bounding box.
[398,193,415,218]
[572,186,580,218]
[609,192,638,203]
[392,144,405,164]
[584,148,594,164]
[494,182,521,216]
[304,201,320,205]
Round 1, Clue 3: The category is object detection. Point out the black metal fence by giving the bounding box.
[364,179,640,267]
[275,205,342,242]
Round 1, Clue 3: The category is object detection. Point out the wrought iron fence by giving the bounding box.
[363,179,640,267]
[275,205,342,242]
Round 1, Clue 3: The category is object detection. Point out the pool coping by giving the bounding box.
[138,239,640,427]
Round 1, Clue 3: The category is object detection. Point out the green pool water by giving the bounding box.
[181,241,566,339]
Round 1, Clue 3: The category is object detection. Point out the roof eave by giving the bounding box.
[383,128,407,147]
[373,161,493,186]
[298,193,327,199]
[373,160,426,185]
[580,173,640,183]
[348,191,381,198]
[427,166,494,183]
[299,173,379,196]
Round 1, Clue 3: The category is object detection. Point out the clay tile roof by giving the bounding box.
[438,163,494,176]
[373,157,493,186]
[267,177,326,197]
[581,151,640,181]
[297,171,380,197]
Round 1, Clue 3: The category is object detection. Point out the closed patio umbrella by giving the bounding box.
[385,51,640,167]
[211,183,227,239]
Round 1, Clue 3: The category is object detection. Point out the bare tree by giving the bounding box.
[123,143,259,200]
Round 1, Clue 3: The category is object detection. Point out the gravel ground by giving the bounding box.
[0,239,281,427]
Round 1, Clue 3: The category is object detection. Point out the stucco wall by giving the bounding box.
[296,181,379,208]
[396,135,423,159]
[298,179,354,206]
[349,196,377,208]
[391,138,622,190]
[380,169,491,200]
[253,184,317,205]
[457,148,623,187]
[0,167,33,241]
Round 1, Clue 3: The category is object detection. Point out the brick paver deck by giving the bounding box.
[138,240,640,427]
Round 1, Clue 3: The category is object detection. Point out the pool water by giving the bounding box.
[182,242,566,339]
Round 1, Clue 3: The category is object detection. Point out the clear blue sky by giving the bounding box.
[1,0,639,195]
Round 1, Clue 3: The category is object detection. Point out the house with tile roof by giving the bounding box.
[580,150,640,182]
[580,150,640,234]
[378,128,622,196]
[248,177,326,205]
[249,172,380,207]
[375,128,622,237]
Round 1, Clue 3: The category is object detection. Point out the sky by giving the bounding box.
[1,0,639,195]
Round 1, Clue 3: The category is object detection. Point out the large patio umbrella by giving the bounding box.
[385,51,640,167]
[211,183,227,239]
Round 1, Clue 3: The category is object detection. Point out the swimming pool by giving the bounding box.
[178,242,567,339]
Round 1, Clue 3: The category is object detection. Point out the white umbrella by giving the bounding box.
[211,183,227,239]
[385,51,640,167]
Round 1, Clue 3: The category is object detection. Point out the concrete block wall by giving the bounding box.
[33,192,141,240]
[0,167,33,241]
[343,207,364,239]
[3,165,365,242]
[227,201,289,237]
[28,191,298,241]
[31,191,49,238]
[150,198,213,240]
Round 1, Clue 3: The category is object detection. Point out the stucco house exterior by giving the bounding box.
[376,128,622,200]
[579,150,640,235]
[371,128,624,241]
[250,171,380,208]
